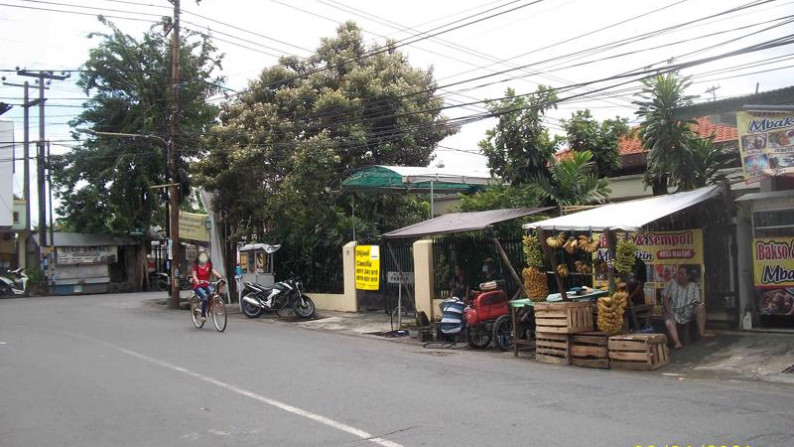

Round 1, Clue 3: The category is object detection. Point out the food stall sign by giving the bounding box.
[737,111,794,184]
[753,237,794,317]
[355,245,380,290]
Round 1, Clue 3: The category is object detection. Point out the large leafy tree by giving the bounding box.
[54,19,223,235]
[634,72,697,195]
[561,109,629,177]
[479,87,560,186]
[197,22,455,287]
[530,150,611,206]
[690,137,735,188]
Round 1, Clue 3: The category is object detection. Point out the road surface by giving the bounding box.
[1,292,792,447]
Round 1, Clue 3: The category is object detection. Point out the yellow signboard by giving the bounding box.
[355,245,380,290]
[754,237,794,317]
[593,230,704,309]
[753,237,794,287]
[179,211,210,242]
[737,111,794,184]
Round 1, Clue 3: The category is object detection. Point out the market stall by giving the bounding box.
[519,185,725,370]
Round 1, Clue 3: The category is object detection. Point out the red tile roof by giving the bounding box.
[554,116,738,160]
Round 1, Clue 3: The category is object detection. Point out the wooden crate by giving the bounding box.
[608,334,670,371]
[535,332,571,365]
[534,301,594,334]
[571,331,609,369]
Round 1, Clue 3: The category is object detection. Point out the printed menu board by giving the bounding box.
[737,111,794,184]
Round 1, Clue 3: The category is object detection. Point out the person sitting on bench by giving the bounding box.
[663,266,715,349]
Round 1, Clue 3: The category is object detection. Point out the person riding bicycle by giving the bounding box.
[191,249,222,322]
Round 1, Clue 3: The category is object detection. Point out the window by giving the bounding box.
[753,209,794,237]
[13,212,18,224]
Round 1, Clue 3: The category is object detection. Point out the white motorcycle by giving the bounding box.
[0,268,29,297]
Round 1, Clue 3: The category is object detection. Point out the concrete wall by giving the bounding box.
[413,239,435,320]
[309,241,358,313]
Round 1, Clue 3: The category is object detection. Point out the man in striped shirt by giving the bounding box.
[663,266,715,349]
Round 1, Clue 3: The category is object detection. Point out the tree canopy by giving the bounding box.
[196,22,456,286]
[55,19,223,235]
[561,109,629,177]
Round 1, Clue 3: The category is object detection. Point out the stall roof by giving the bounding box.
[735,189,794,202]
[383,207,553,239]
[341,165,494,193]
[523,186,721,232]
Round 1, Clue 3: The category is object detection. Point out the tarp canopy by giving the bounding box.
[523,185,722,232]
[341,165,494,193]
[383,207,553,239]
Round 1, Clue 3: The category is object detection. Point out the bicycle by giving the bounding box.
[190,278,228,332]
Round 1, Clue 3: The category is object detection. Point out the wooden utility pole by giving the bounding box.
[167,0,182,308]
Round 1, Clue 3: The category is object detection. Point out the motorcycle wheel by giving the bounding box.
[493,315,514,351]
[242,296,264,319]
[156,277,169,292]
[467,326,492,349]
[294,296,316,319]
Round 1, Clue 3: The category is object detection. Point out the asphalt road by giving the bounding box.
[1,292,792,447]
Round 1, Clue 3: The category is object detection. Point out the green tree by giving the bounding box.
[561,109,629,177]
[634,72,697,195]
[196,22,455,287]
[479,86,560,185]
[458,183,540,212]
[690,137,734,188]
[54,19,223,235]
[530,150,611,206]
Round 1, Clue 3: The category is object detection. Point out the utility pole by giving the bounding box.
[167,0,182,308]
[47,141,54,248]
[17,69,70,283]
[0,79,42,238]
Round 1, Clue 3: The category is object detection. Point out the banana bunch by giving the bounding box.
[563,237,578,254]
[615,238,638,274]
[574,260,591,275]
[597,291,628,335]
[556,264,569,277]
[523,266,548,301]
[577,234,600,253]
[522,234,544,268]
[545,232,567,249]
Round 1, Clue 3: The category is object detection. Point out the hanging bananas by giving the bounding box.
[523,266,548,301]
[577,234,600,253]
[574,260,591,275]
[615,238,638,274]
[556,264,569,277]
[597,291,628,335]
[522,233,544,268]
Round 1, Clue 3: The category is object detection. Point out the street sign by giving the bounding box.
[387,271,414,284]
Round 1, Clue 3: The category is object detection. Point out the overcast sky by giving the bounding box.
[1,0,793,222]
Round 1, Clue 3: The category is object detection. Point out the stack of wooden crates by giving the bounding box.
[534,301,669,370]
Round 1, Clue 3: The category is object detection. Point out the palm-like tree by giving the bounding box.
[634,72,697,195]
[690,137,735,188]
[530,150,611,206]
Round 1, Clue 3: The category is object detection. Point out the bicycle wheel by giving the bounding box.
[211,296,227,332]
[190,295,204,329]
[493,314,514,351]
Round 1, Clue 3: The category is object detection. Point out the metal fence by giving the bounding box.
[432,235,525,299]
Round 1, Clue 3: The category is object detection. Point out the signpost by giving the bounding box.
[387,271,414,328]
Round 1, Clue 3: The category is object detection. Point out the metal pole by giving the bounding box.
[47,141,54,251]
[167,0,183,309]
[397,277,402,329]
[430,181,434,219]
[351,194,356,242]
[37,75,48,280]
[22,82,30,235]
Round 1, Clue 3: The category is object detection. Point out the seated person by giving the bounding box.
[663,266,715,349]
[449,264,470,301]
[627,256,647,306]
[481,257,499,284]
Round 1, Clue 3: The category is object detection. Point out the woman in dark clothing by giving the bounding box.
[450,264,469,300]
[627,256,647,306]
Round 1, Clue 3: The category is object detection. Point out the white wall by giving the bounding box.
[0,121,14,228]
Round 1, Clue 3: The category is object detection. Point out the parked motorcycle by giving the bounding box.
[149,272,169,291]
[241,273,316,319]
[0,268,29,297]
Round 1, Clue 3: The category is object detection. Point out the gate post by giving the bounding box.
[413,239,435,320]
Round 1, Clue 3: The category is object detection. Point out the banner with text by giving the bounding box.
[57,246,118,265]
[737,111,794,184]
[355,245,380,291]
[753,237,794,317]
[594,230,704,310]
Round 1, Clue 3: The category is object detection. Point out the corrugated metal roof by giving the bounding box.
[383,207,553,239]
